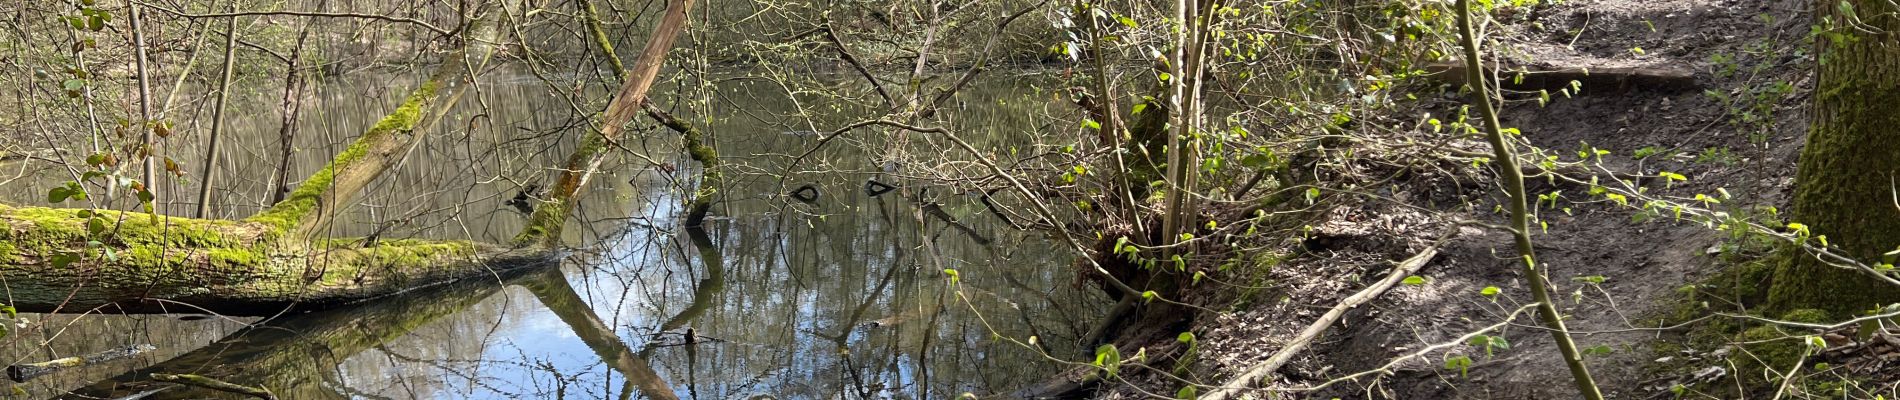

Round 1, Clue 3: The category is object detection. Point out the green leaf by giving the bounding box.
[1177,332,1196,343]
[1582,344,1614,356]
[1480,286,1501,297]
[1443,355,1473,376]
[86,217,106,236]
[1402,275,1428,285]
[1175,386,1197,400]
[50,252,80,269]
[1094,344,1123,377]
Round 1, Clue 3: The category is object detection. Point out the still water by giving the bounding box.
[0,68,1103,399]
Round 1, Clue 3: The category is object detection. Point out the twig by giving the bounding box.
[1200,245,1441,400]
[1282,304,1540,393]
[151,373,275,399]
[133,0,452,35]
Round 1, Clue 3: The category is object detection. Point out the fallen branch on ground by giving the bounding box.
[1199,245,1441,400]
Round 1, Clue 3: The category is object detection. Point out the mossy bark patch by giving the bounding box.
[1767,0,1900,315]
[0,205,552,315]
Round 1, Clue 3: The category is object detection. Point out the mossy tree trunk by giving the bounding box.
[0,1,542,316]
[517,0,700,246]
[248,3,508,241]
[1767,0,1900,316]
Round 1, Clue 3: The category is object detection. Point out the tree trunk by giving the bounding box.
[195,7,240,218]
[0,205,555,315]
[0,1,530,316]
[517,0,700,246]
[130,3,160,203]
[249,2,508,240]
[268,0,324,205]
[1767,0,1900,315]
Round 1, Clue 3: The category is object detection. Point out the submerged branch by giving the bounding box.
[150,374,275,400]
[7,344,156,383]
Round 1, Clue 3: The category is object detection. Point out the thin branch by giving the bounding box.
[1201,244,1443,400]
[133,0,452,35]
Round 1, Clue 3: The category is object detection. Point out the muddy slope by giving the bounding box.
[1101,0,1822,398]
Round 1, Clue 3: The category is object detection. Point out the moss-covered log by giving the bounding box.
[644,104,723,228]
[0,205,556,315]
[248,2,508,241]
[1766,0,1900,315]
[0,1,554,316]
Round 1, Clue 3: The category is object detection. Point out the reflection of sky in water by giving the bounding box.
[321,179,1099,399]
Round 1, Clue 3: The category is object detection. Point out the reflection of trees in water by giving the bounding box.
[0,313,251,397]
[11,72,1097,399]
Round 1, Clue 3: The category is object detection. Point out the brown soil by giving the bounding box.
[1096,0,1828,398]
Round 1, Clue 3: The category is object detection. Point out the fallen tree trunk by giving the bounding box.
[247,2,509,241]
[1422,61,1698,94]
[0,204,555,315]
[0,1,549,316]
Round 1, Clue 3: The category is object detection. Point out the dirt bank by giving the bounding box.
[1097,0,1829,398]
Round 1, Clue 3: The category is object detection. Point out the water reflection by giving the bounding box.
[1,71,1102,399]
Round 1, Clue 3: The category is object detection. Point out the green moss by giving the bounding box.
[293,238,482,288]
[208,247,264,268]
[0,205,255,258]
[247,80,441,234]
[1737,324,1806,375]
[1780,308,1829,324]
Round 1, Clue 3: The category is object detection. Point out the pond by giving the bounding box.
[0,68,1105,399]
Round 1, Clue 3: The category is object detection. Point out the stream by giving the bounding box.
[0,68,1104,399]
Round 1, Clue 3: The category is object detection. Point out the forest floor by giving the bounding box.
[1104,0,1837,398]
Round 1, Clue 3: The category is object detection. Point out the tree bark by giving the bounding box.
[1767,0,1900,315]
[517,0,700,246]
[195,7,240,218]
[0,205,555,315]
[1453,1,1605,398]
[0,0,532,316]
[268,0,326,205]
[130,2,160,202]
